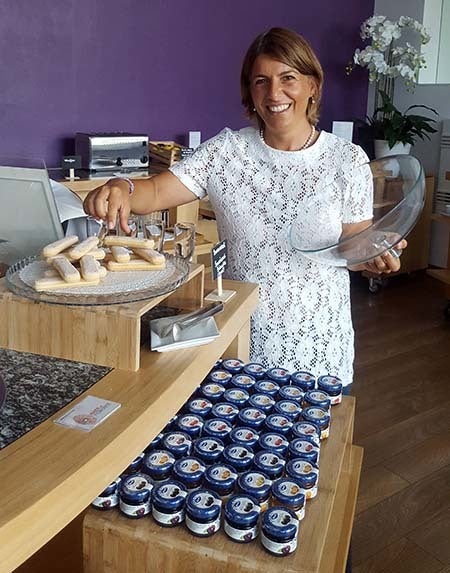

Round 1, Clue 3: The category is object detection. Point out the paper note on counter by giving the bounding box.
[54,395,121,432]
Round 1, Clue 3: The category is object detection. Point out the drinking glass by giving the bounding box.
[141,214,166,252]
[174,222,196,260]
[111,214,139,237]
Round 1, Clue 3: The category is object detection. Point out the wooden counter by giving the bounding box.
[0,276,258,573]
[83,398,362,573]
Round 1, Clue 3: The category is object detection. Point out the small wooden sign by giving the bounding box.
[205,239,235,303]
[211,240,228,280]
[61,155,81,180]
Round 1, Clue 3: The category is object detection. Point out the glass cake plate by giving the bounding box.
[289,154,425,267]
[5,253,190,306]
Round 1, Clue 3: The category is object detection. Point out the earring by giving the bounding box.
[252,107,256,112]
[310,97,316,104]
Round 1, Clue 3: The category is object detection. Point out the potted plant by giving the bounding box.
[368,89,437,157]
[347,15,438,157]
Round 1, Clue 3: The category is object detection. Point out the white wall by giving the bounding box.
[372,0,450,266]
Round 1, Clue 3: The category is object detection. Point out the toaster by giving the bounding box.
[75,132,149,173]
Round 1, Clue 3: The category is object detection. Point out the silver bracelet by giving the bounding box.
[108,176,135,195]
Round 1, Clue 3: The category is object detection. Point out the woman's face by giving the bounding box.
[250,54,315,133]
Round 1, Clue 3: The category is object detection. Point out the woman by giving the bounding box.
[83,27,405,386]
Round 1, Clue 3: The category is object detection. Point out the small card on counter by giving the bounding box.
[54,395,121,432]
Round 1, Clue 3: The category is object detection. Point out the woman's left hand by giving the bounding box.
[360,239,408,274]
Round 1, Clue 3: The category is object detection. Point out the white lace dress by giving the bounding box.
[170,127,372,385]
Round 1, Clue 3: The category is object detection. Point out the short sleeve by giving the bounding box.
[342,145,373,224]
[169,129,231,200]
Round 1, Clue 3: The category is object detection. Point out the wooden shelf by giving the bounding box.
[83,398,360,573]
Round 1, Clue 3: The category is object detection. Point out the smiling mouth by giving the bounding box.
[267,103,291,113]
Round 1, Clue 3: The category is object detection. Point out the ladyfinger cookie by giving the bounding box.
[42,235,79,258]
[111,246,131,263]
[103,236,155,249]
[51,256,81,283]
[98,265,108,278]
[107,259,166,272]
[67,236,99,260]
[45,247,106,264]
[34,276,100,292]
[80,254,100,281]
[132,247,166,265]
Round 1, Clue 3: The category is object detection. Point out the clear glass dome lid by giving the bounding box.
[289,154,425,267]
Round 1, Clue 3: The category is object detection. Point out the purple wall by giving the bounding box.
[0,0,374,168]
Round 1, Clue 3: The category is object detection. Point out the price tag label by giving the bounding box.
[211,240,228,280]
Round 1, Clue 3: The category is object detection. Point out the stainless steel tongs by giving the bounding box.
[158,301,224,340]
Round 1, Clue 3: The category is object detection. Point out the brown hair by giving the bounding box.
[240,27,324,127]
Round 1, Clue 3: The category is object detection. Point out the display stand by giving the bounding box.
[0,264,204,371]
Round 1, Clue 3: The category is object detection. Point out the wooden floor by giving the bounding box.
[350,271,450,573]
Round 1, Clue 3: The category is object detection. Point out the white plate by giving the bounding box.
[150,315,220,352]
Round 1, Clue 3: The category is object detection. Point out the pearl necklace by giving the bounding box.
[260,124,316,151]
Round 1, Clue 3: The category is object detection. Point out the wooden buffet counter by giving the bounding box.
[0,275,257,573]
[0,273,362,573]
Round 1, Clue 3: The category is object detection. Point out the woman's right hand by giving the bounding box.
[83,178,132,234]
